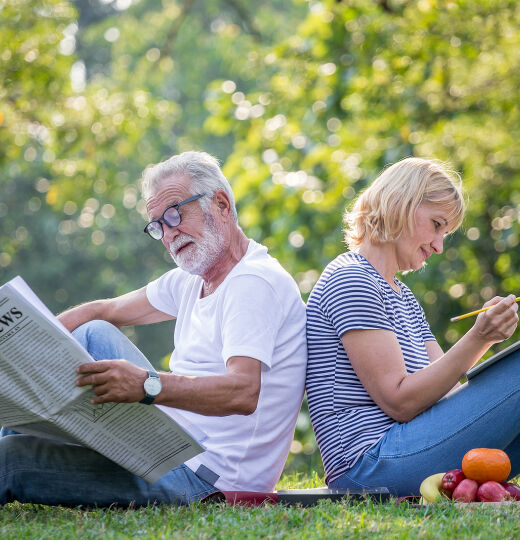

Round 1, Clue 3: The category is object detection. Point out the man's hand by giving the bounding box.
[76,360,150,405]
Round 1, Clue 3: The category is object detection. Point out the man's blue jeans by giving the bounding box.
[0,320,215,507]
[329,347,520,496]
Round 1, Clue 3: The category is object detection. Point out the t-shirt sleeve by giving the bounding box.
[146,267,187,318]
[399,282,436,342]
[220,274,284,368]
[320,266,394,338]
[418,302,436,342]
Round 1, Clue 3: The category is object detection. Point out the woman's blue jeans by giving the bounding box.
[0,320,215,507]
[329,347,520,496]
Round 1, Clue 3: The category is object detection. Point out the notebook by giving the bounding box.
[466,340,520,380]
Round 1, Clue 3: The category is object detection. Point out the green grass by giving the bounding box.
[1,473,520,539]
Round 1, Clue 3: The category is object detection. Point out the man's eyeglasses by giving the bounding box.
[144,194,204,240]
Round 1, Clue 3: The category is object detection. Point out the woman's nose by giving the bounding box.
[431,235,444,254]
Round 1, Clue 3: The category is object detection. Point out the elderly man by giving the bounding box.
[0,151,307,506]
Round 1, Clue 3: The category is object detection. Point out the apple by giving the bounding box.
[501,482,520,501]
[441,469,465,497]
[477,481,510,502]
[452,478,479,502]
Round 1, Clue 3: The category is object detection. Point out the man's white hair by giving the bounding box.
[140,151,238,222]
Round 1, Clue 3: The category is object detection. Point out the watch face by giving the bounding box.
[144,376,162,396]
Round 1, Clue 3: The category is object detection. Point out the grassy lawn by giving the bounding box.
[1,473,519,539]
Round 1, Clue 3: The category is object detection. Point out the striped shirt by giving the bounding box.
[306,252,435,483]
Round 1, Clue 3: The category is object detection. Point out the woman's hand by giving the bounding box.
[470,295,519,346]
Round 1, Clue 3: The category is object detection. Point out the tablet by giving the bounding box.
[466,340,520,380]
[276,487,390,506]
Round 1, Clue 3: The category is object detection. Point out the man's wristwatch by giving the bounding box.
[139,370,162,405]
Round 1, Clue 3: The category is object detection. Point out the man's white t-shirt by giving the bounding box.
[146,240,307,491]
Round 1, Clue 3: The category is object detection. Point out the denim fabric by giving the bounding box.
[329,348,520,496]
[0,320,215,507]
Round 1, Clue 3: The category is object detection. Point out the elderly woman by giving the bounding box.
[306,158,520,496]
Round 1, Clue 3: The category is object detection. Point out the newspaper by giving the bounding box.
[0,276,205,483]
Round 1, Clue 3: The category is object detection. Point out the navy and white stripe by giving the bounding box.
[306,252,435,483]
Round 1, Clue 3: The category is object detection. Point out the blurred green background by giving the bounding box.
[2,0,520,477]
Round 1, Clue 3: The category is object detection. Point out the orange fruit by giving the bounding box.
[462,448,511,483]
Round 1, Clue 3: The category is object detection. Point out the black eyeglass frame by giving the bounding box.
[143,193,205,240]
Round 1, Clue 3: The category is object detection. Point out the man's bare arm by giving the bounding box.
[76,356,262,416]
[58,287,174,332]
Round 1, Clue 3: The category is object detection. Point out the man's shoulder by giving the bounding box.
[218,241,303,315]
[231,240,298,288]
[149,266,200,290]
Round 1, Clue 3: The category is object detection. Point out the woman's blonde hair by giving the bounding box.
[343,157,465,251]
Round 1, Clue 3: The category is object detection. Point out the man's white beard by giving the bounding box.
[168,213,225,276]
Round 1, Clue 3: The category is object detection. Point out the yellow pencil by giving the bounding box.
[450,297,520,322]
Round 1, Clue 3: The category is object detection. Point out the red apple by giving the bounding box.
[477,481,510,502]
[452,478,479,502]
[441,469,466,497]
[501,482,520,501]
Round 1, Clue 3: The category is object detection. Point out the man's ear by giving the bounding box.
[213,190,231,218]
